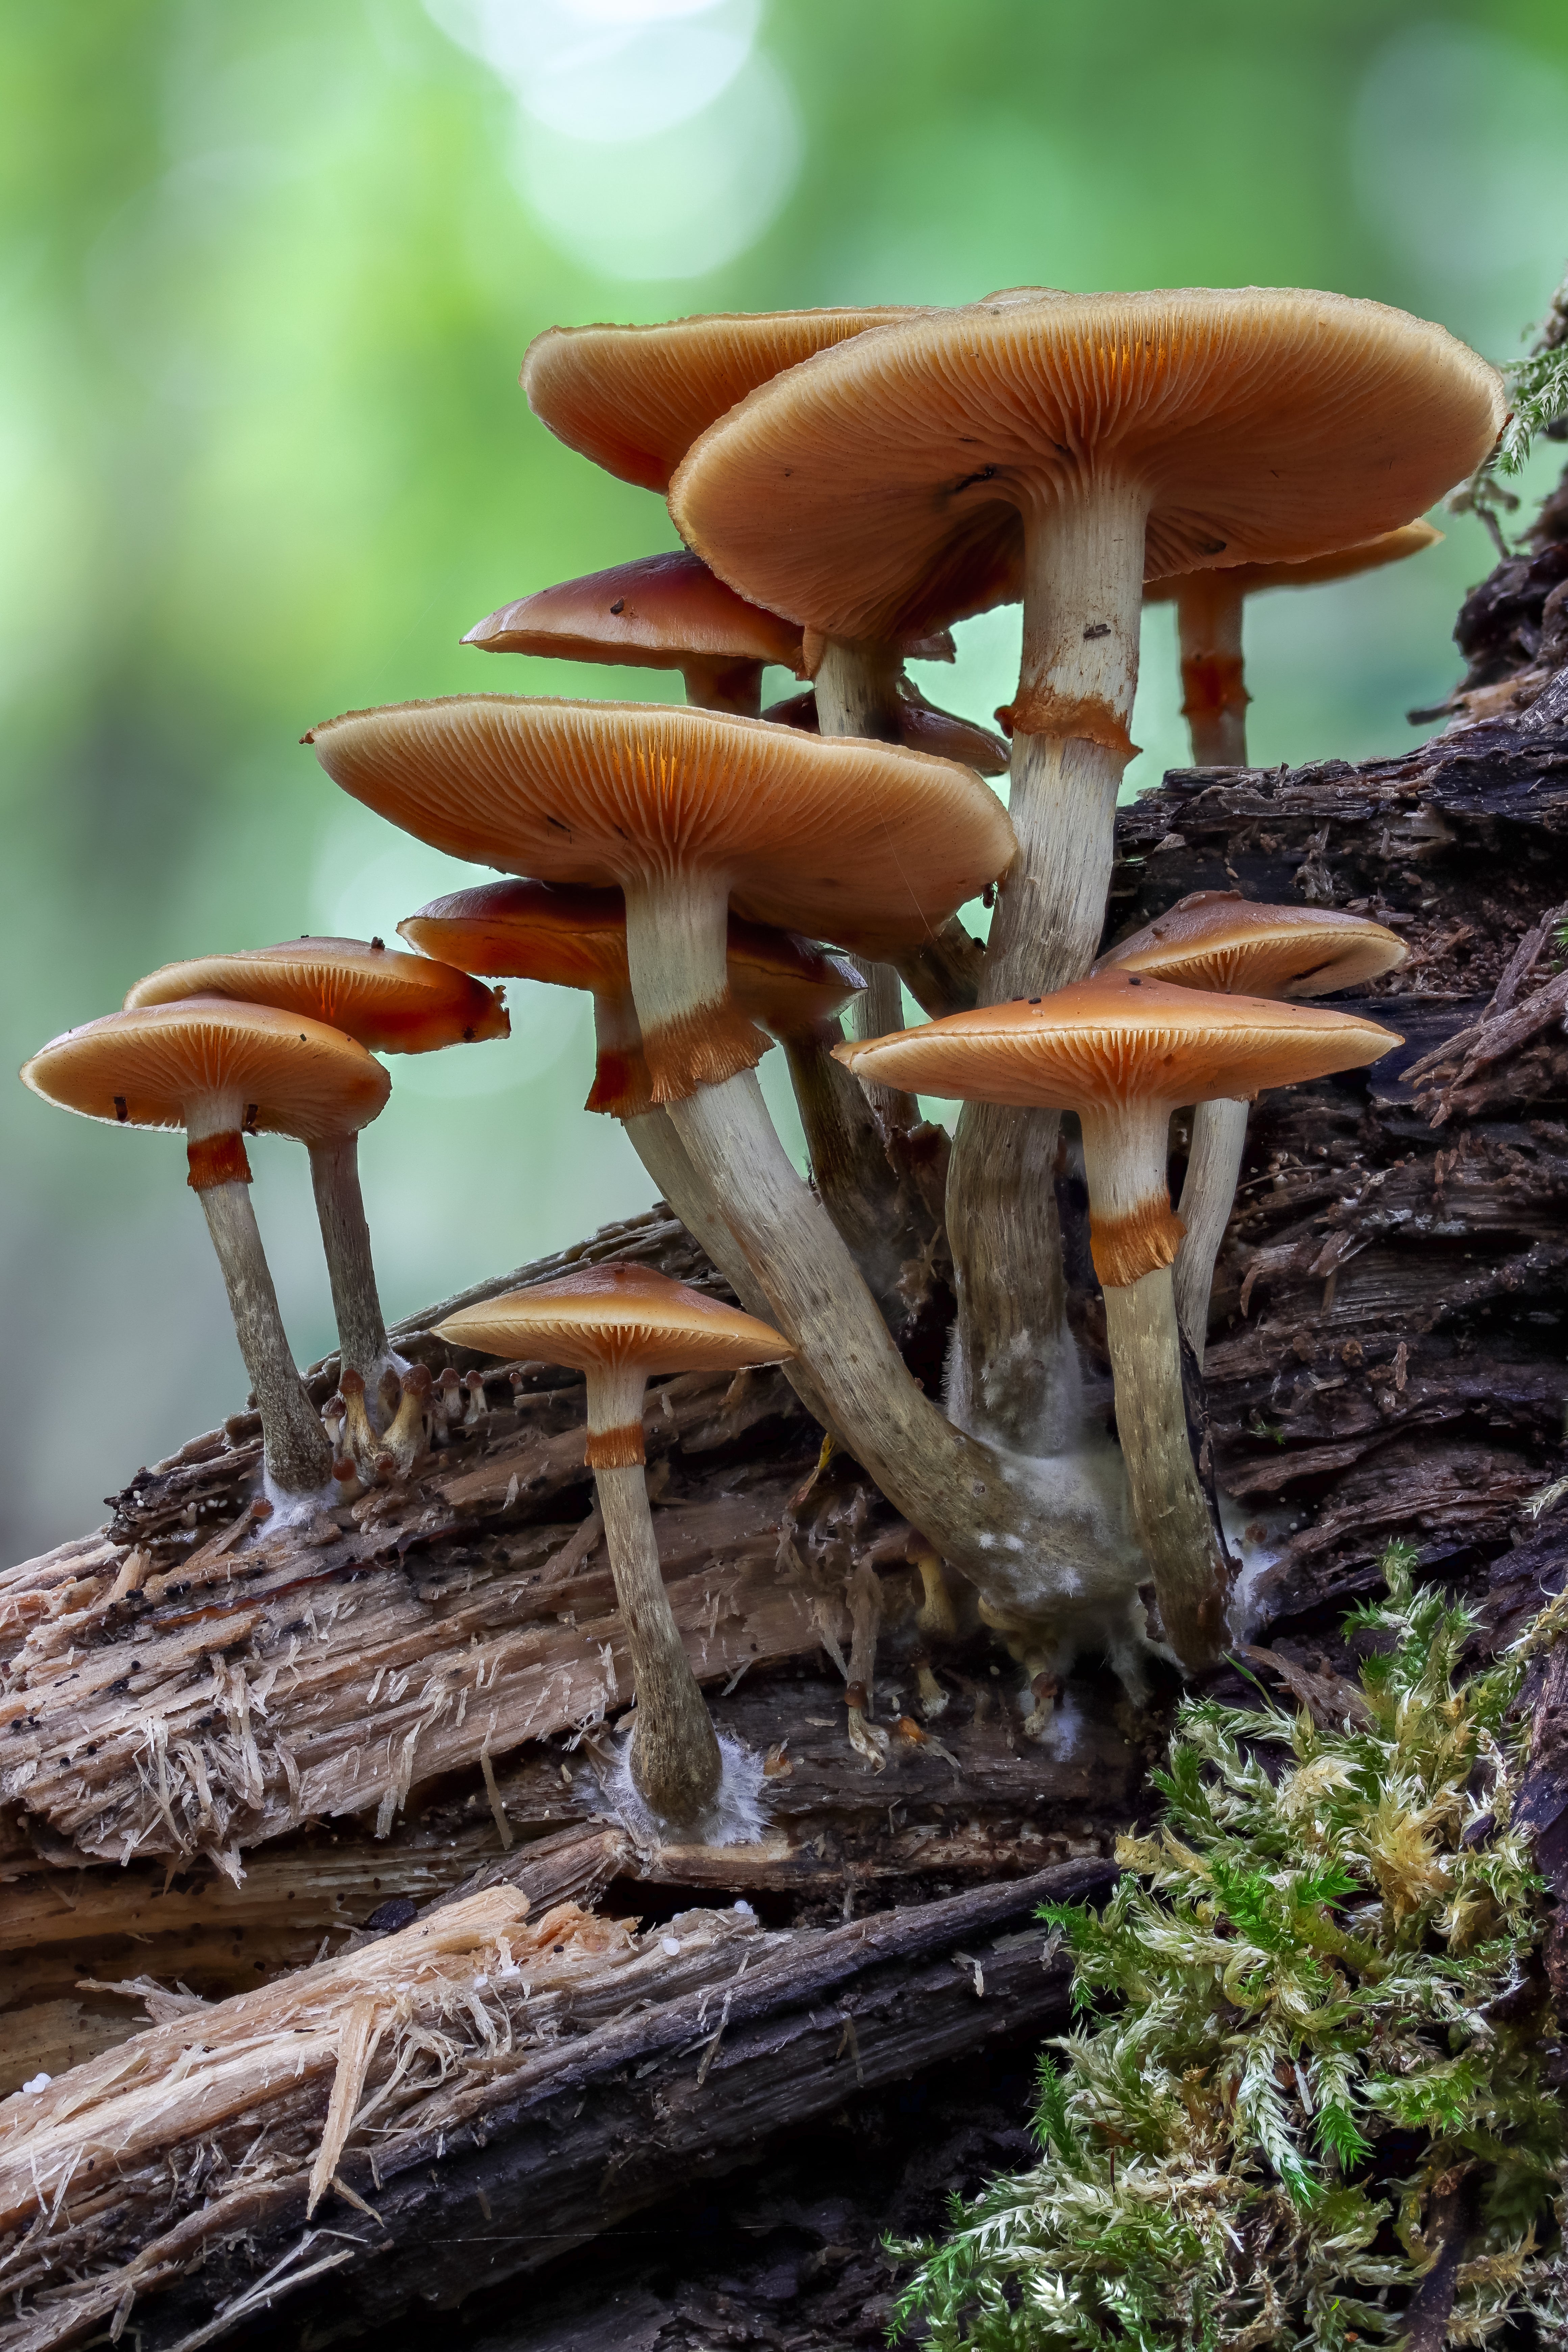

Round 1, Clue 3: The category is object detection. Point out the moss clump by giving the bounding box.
[893,1547,1568,2349]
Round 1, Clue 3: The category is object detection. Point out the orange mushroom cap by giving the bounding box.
[123,937,509,1055]
[463,549,807,678]
[522,307,914,496]
[670,289,1503,646]
[22,999,390,1143]
[765,682,1010,777]
[1096,893,1407,999]
[1145,520,1443,605]
[834,969,1399,1116]
[436,1260,794,1380]
[309,697,1014,966]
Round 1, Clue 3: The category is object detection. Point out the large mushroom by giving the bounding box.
[123,939,508,1403]
[21,999,388,1501]
[836,971,1399,1668]
[399,878,901,1280]
[436,1265,791,1829]
[1145,522,1443,766]
[1096,893,1407,1361]
[463,550,806,717]
[522,304,1015,1078]
[670,288,1501,1453]
[309,695,1141,1623]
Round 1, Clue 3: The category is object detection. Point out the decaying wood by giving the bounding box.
[0,1852,1101,2352]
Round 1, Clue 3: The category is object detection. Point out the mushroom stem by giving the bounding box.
[186,1122,333,1497]
[893,921,984,1020]
[679,657,766,717]
[664,1068,1140,1616]
[584,1365,723,1825]
[1175,573,1249,766]
[307,1136,402,1402]
[1078,1097,1229,1671]
[813,639,922,1137]
[945,477,1149,1451]
[779,1018,903,1268]
[1172,1096,1249,1367]
[623,1106,847,1446]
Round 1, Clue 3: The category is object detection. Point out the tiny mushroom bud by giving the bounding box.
[1097,894,1407,1360]
[22,1000,387,1502]
[836,971,1401,1671]
[1146,522,1442,766]
[125,939,507,1407]
[435,1263,793,1831]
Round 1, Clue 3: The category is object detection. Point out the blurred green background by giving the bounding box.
[4,0,1568,1563]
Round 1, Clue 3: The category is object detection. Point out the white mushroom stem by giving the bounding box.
[1078,1096,1230,1671]
[308,1135,404,1405]
[778,1018,904,1274]
[813,639,921,1137]
[624,873,770,1103]
[183,1100,333,1497]
[1172,1096,1249,1367]
[586,986,652,1118]
[946,476,1150,1452]
[1174,573,1249,766]
[583,1363,722,1825]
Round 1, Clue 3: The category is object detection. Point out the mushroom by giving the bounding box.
[1096,893,1407,1361]
[1145,522,1443,766]
[463,549,807,717]
[523,304,1015,1109]
[670,287,1501,1455]
[434,1263,792,1830]
[835,970,1400,1669]
[764,678,1009,778]
[21,999,388,1501]
[124,939,508,1405]
[397,878,906,1279]
[308,694,1142,1624]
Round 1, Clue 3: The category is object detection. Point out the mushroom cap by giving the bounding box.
[309,697,1015,961]
[1095,892,1407,998]
[834,969,1399,1112]
[434,1260,794,1379]
[463,550,806,676]
[670,289,1503,644]
[123,937,509,1055]
[399,879,863,1031]
[22,999,391,1141]
[522,307,913,495]
[1145,519,1443,605]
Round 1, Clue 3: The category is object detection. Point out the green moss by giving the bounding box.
[892,1548,1568,2349]
[1451,265,1568,554]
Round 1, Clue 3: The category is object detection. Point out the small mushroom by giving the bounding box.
[836,971,1400,1670]
[1146,523,1442,766]
[22,999,388,1500]
[463,549,806,717]
[1097,893,1407,1361]
[125,939,507,1405]
[434,1263,793,1831]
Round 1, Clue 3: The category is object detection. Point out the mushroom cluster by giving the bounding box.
[19,285,1503,1830]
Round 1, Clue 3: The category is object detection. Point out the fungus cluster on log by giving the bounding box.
[11,277,1554,2350]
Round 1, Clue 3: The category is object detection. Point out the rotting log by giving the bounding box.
[0,1853,1102,2352]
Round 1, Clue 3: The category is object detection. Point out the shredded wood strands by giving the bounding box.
[0,1373,814,1869]
[893,1548,1568,2349]
[0,1889,763,2352]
